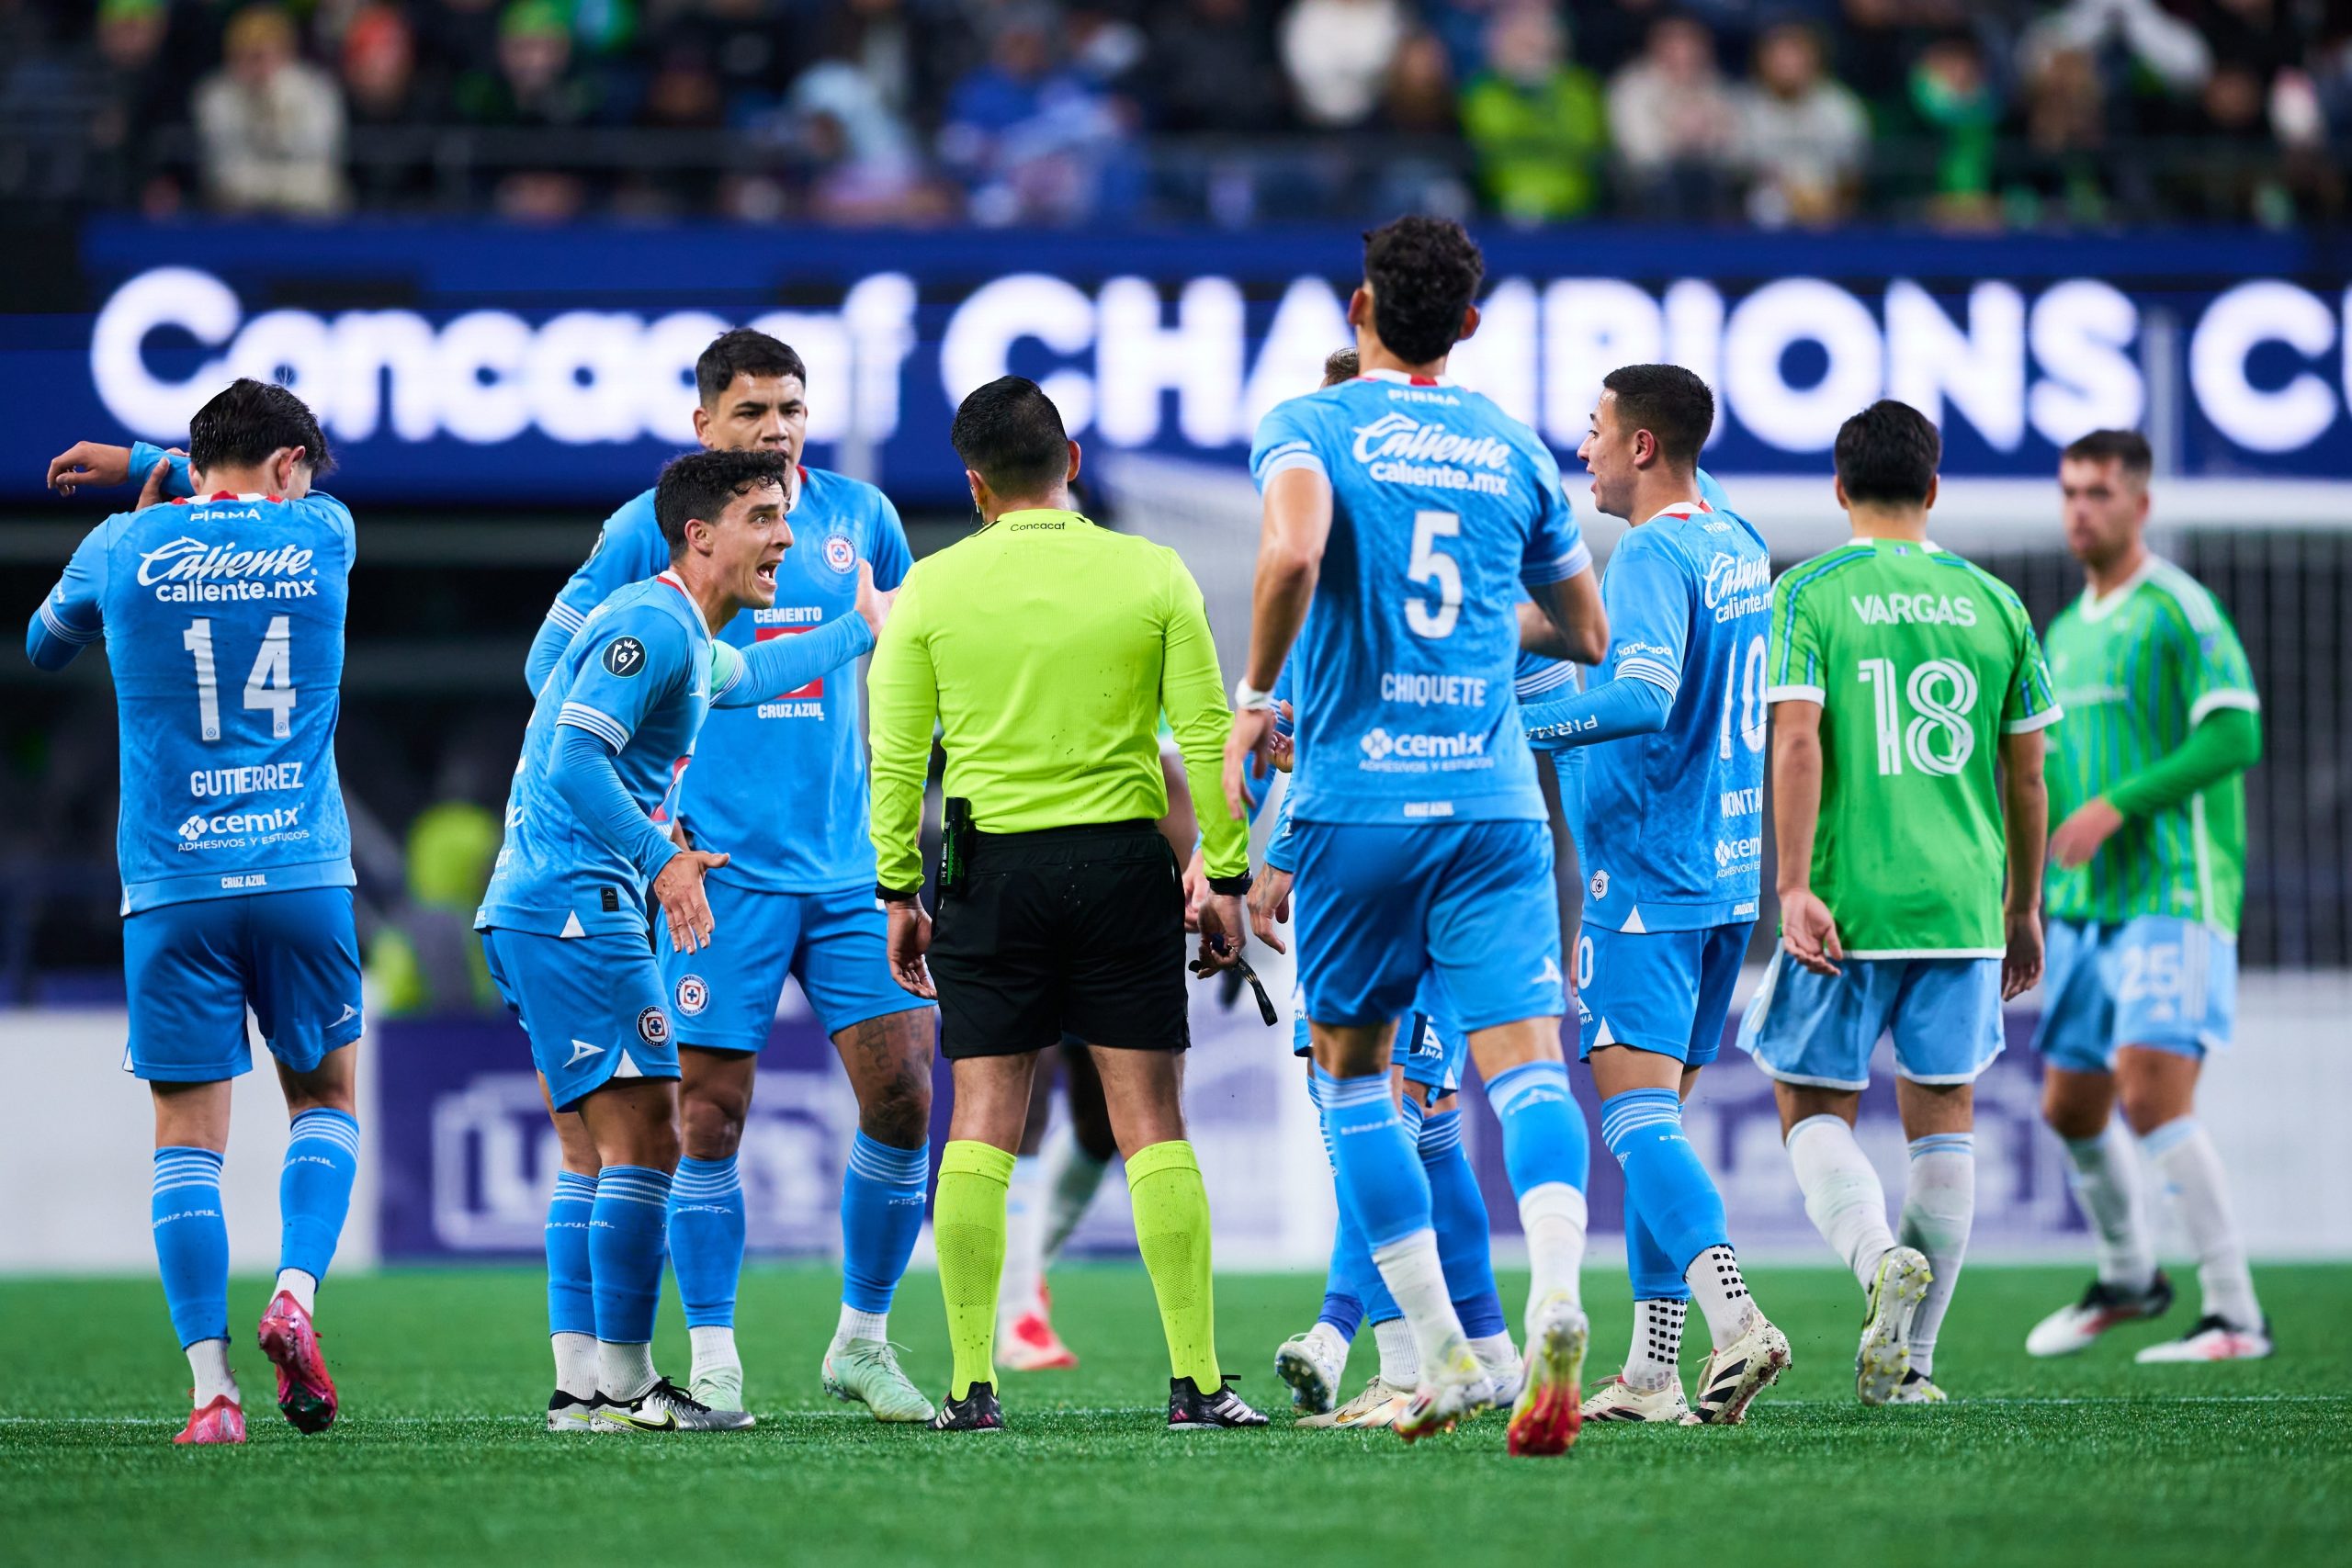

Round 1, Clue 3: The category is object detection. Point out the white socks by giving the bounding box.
[1899,1134,1975,1379]
[552,1331,599,1399]
[999,1154,1045,1325]
[2143,1117,2263,1331]
[1684,1245,1758,1350]
[1787,1114,1895,1289]
[2062,1121,2156,1292]
[831,1306,887,1347]
[1372,1316,1421,1385]
[598,1339,657,1403]
[1368,1227,1466,1376]
[273,1268,319,1314]
[1623,1298,1686,1393]
[693,1324,745,1384]
[1040,1124,1114,1261]
[188,1338,238,1407]
[1518,1180,1589,1314]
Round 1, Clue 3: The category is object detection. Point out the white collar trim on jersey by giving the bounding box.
[1357,367,1457,386]
[2078,555,2158,622]
[1848,536,1943,553]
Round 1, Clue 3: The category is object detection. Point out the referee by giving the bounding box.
[868,375,1266,1434]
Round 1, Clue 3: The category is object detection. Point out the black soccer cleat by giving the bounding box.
[930,1382,1006,1432]
[1168,1376,1269,1430]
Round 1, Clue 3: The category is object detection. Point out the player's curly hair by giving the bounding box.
[187,378,334,479]
[653,447,793,557]
[1834,400,1941,507]
[1361,216,1484,367]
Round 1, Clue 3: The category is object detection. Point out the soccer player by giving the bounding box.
[1520,366,1789,1426]
[1227,216,1609,1453]
[525,329,936,1420]
[34,382,367,1445]
[1736,400,2058,1405]
[480,448,887,1434]
[2024,429,2270,1363]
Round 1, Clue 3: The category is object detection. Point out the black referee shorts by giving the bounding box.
[929,818,1190,1060]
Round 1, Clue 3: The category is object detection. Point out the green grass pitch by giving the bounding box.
[5,1262,2346,1566]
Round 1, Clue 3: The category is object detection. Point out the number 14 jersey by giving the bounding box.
[1765,537,2059,957]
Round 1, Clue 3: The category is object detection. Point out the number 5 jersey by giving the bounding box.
[29,488,356,912]
[1765,537,2061,957]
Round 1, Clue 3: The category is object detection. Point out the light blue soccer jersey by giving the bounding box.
[1250,370,1590,827]
[531,468,911,892]
[28,487,356,912]
[1564,492,1770,932]
[481,575,715,938]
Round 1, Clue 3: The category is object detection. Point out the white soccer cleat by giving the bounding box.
[1579,1375,1697,1425]
[1473,1337,1525,1410]
[1395,1338,1492,1445]
[1690,1314,1792,1426]
[1856,1246,1932,1406]
[1885,1370,1948,1404]
[1295,1376,1413,1430]
[2133,1314,2273,1363]
[546,1390,601,1433]
[1274,1325,1349,1416]
[2025,1272,2176,1358]
[1506,1292,1588,1456]
[690,1362,746,1416]
[592,1377,756,1432]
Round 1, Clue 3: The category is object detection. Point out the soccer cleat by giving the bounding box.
[1396,1337,1494,1445]
[1690,1315,1792,1426]
[1885,1370,1947,1404]
[929,1382,1006,1432]
[822,1338,936,1423]
[2025,1272,2176,1358]
[1579,1375,1697,1425]
[1295,1376,1412,1430]
[1505,1292,1588,1457]
[999,1303,1080,1372]
[546,1390,602,1433]
[1274,1325,1347,1415]
[2133,1314,2273,1363]
[255,1290,338,1434]
[690,1362,745,1416]
[591,1377,756,1432]
[1473,1337,1526,1410]
[1856,1246,1932,1406]
[1167,1376,1269,1429]
[174,1393,246,1445]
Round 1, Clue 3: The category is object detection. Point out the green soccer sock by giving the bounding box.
[934,1140,1015,1400]
[1125,1140,1219,1389]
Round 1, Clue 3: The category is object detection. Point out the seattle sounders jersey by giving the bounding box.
[2042,558,2256,933]
[1249,369,1590,826]
[1578,497,1772,932]
[30,489,356,913]
[1766,538,2060,956]
[535,467,911,892]
[481,576,713,938]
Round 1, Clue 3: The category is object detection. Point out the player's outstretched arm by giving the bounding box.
[1770,698,1842,976]
[1522,672,1671,751]
[1999,728,2050,1000]
[713,563,890,708]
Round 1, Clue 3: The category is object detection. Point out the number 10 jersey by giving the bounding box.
[1764,536,2060,957]
[36,491,356,912]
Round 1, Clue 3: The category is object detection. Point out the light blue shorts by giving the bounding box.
[1575,920,1751,1068]
[658,880,933,1052]
[2033,916,2236,1073]
[481,927,679,1111]
[122,887,363,1082]
[1289,968,1468,1095]
[1736,953,2004,1091]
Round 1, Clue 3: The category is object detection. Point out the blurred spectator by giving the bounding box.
[2015,43,2110,224]
[1834,0,1978,112]
[1148,0,1288,133]
[937,6,1139,227]
[1905,31,2001,226]
[367,799,503,1018]
[1384,28,1456,133]
[1279,0,1408,128]
[1608,14,1736,218]
[790,56,951,223]
[654,0,797,127]
[2021,0,2213,134]
[342,3,433,206]
[1458,4,1607,221]
[1735,20,1868,225]
[194,4,348,214]
[454,0,602,127]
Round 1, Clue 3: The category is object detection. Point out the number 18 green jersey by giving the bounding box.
[1767,537,2061,957]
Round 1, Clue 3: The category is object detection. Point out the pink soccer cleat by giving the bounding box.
[175,1394,247,1445]
[257,1291,340,1433]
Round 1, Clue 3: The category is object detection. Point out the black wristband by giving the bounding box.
[876,884,922,906]
[1207,874,1253,897]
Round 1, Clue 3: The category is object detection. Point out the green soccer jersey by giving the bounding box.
[2041,557,2256,933]
[1767,537,2061,957]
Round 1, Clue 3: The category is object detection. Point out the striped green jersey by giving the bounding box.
[1767,538,2061,957]
[2041,557,2256,933]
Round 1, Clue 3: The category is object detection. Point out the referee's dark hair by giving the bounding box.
[1834,399,1942,508]
[695,328,808,406]
[188,378,335,478]
[952,375,1070,496]
[1362,215,1485,365]
[1601,364,1713,470]
[654,447,793,558]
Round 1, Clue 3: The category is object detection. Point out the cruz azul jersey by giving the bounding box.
[1572,496,1772,932]
[2041,558,2256,933]
[539,468,910,892]
[34,490,356,913]
[1767,538,2060,956]
[481,575,713,938]
[1250,370,1590,826]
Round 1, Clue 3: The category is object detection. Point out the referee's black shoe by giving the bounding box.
[1168,1377,1269,1430]
[930,1382,1005,1432]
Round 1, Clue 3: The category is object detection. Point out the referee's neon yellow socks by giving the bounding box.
[1125,1139,1220,1389]
[935,1140,1014,1400]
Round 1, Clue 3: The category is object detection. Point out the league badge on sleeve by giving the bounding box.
[603,637,647,678]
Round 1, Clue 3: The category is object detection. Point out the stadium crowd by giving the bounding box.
[2,0,2346,226]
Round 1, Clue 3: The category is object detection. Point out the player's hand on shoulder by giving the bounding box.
[46,441,137,497]
[884,898,935,998]
[134,457,177,512]
[853,560,898,641]
[1247,866,1292,953]
[1779,887,1843,976]
[2002,908,2045,1001]
[652,848,729,953]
